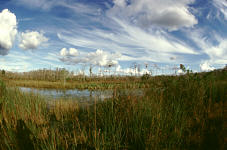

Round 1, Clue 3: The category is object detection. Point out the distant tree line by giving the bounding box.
[2,68,73,82]
[1,68,144,82]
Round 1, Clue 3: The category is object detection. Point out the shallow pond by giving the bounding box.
[19,87,144,103]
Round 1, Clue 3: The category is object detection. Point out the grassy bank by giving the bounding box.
[5,79,150,90]
[0,69,226,149]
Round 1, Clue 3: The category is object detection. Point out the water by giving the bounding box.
[19,87,144,102]
[19,87,114,102]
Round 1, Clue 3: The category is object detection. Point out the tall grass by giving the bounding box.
[6,79,149,90]
[0,69,226,149]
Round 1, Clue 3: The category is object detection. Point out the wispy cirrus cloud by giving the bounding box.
[7,0,200,64]
[0,51,32,72]
[12,0,101,15]
[185,27,227,64]
[109,0,198,31]
[12,0,57,10]
[1,0,226,73]
[57,17,197,63]
[213,0,227,20]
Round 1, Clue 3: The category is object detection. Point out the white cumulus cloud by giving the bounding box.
[19,31,48,50]
[177,69,184,74]
[69,48,79,56]
[0,9,17,55]
[60,48,68,56]
[116,65,152,75]
[200,61,215,72]
[60,48,121,67]
[86,49,120,67]
[60,47,79,57]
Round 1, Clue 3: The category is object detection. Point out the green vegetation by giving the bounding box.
[3,68,151,90]
[5,79,150,90]
[0,69,226,149]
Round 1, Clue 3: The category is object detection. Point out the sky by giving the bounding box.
[0,0,226,75]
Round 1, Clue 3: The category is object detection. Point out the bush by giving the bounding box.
[141,73,151,81]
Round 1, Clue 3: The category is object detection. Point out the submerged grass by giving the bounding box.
[0,70,226,149]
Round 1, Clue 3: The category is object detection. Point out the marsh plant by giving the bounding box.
[0,69,226,149]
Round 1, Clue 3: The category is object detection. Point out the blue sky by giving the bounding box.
[0,0,226,74]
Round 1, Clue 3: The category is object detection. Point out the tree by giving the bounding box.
[180,64,193,74]
[1,70,5,76]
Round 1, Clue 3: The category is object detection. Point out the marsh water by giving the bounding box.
[19,87,144,103]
